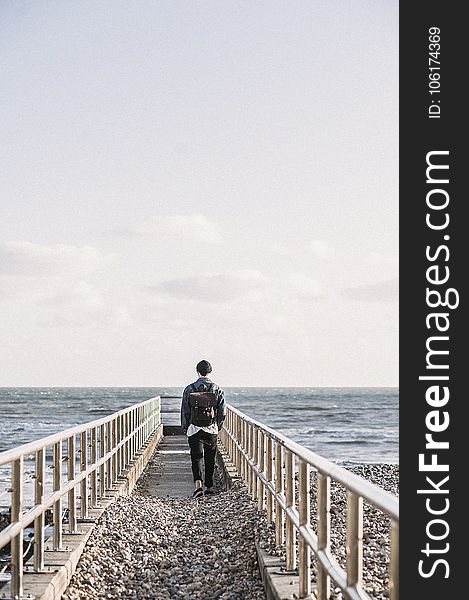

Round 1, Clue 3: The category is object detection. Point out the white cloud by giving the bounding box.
[148,270,267,304]
[342,278,398,302]
[0,241,109,276]
[147,269,323,304]
[36,281,135,328]
[310,240,332,259]
[128,214,223,243]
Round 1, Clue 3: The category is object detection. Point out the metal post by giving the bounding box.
[134,407,138,456]
[99,424,106,497]
[298,459,311,598]
[53,441,63,550]
[236,416,242,475]
[257,431,265,511]
[247,424,253,494]
[129,410,134,461]
[80,430,88,518]
[121,415,125,473]
[67,435,77,533]
[116,415,121,476]
[11,457,24,599]
[231,413,235,467]
[252,428,258,501]
[90,427,98,507]
[285,450,296,571]
[275,442,285,545]
[346,491,363,589]
[317,472,331,599]
[106,421,112,490]
[140,406,144,448]
[390,519,399,600]
[34,448,45,572]
[241,419,246,481]
[137,406,141,450]
[124,412,129,469]
[111,418,117,483]
[144,403,148,441]
[119,413,127,475]
[265,437,273,523]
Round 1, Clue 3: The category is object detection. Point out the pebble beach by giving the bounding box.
[63,481,267,600]
[63,458,398,600]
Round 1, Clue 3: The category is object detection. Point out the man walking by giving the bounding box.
[181,360,226,498]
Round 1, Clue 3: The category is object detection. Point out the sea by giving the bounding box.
[0,387,398,507]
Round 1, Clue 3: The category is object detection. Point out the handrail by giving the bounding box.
[227,404,399,521]
[0,397,158,465]
[0,395,161,599]
[219,404,399,600]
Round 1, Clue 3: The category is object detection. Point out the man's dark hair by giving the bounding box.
[196,360,212,376]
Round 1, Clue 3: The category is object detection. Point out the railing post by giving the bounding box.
[134,408,138,454]
[34,447,45,572]
[275,442,285,546]
[129,410,134,460]
[80,430,88,518]
[137,406,141,450]
[265,436,273,523]
[236,416,242,476]
[121,415,125,473]
[242,419,247,482]
[229,412,235,466]
[317,472,331,599]
[252,427,258,501]
[67,435,77,533]
[248,424,253,495]
[53,441,63,549]
[285,449,296,571]
[116,415,121,476]
[346,491,363,590]
[124,412,129,469]
[106,421,112,490]
[111,418,117,483]
[99,424,106,498]
[140,405,144,447]
[144,403,148,441]
[257,431,265,511]
[90,427,98,507]
[298,459,311,598]
[121,413,126,472]
[390,519,399,600]
[11,457,24,600]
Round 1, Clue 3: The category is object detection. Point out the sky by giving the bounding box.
[0,1,398,387]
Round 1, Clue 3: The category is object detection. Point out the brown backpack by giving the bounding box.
[188,383,217,427]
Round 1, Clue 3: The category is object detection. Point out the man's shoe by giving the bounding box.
[205,487,215,495]
[192,488,204,499]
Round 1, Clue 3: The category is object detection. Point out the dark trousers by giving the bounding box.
[188,430,218,487]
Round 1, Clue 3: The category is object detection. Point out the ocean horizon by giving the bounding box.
[0,386,398,461]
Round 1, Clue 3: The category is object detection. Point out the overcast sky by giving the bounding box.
[0,1,398,387]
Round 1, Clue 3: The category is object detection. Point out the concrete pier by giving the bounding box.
[143,433,194,499]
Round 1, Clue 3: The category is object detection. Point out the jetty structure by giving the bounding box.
[0,396,399,600]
